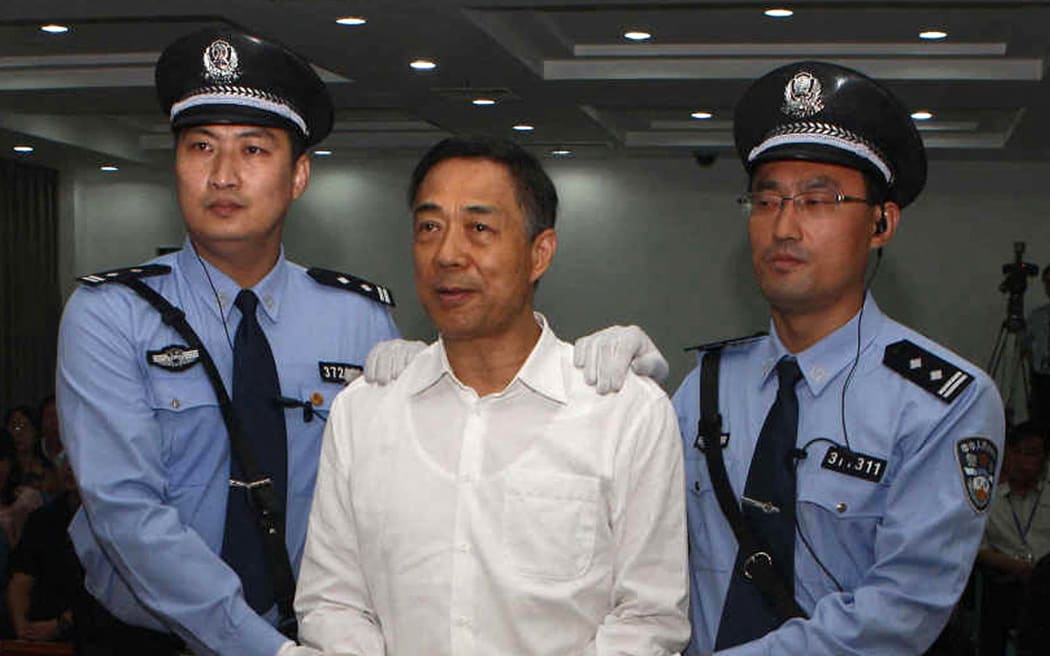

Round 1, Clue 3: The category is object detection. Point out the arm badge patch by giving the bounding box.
[955,437,998,513]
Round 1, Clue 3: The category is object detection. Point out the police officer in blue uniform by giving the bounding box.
[673,61,1005,655]
[56,29,397,656]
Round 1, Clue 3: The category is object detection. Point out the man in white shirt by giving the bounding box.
[295,135,690,655]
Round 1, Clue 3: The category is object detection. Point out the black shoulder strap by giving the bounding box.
[116,277,299,640]
[306,267,395,307]
[699,349,808,623]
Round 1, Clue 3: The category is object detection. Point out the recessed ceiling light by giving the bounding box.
[472,98,496,106]
[409,59,437,71]
[40,24,70,34]
[12,145,34,154]
[763,8,794,18]
[99,165,119,172]
[551,149,572,157]
[313,149,333,156]
[513,124,534,132]
[690,111,713,120]
[335,16,367,26]
[911,110,934,120]
[623,30,652,41]
[919,29,948,40]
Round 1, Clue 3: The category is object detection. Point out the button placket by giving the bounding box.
[449,398,484,653]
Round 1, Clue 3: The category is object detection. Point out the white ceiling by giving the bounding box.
[0,0,1047,169]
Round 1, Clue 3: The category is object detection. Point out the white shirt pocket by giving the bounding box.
[503,469,601,580]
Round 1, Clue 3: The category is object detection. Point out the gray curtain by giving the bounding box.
[0,157,59,413]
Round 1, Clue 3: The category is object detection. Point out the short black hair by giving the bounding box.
[408,135,558,240]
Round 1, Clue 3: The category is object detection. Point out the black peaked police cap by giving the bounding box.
[156,28,334,147]
[734,61,927,208]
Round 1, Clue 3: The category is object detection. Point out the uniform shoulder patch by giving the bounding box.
[77,264,171,287]
[955,437,998,513]
[686,331,768,353]
[883,339,974,403]
[306,267,395,307]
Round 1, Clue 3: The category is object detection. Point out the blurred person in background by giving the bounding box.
[978,421,1050,655]
[6,453,82,644]
[4,406,57,496]
[38,396,62,462]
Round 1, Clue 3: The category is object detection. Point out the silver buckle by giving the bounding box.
[741,495,780,514]
[742,551,772,580]
[229,477,272,489]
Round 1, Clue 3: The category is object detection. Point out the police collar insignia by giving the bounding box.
[782,71,824,118]
[147,344,201,372]
[319,361,362,385]
[956,437,998,513]
[203,38,240,83]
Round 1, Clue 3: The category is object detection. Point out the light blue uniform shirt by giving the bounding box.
[672,295,1004,656]
[56,240,398,656]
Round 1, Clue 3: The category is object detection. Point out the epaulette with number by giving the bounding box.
[883,339,974,404]
[685,331,767,353]
[77,264,171,287]
[307,268,395,307]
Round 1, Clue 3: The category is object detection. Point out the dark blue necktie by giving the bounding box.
[221,289,288,613]
[716,356,803,649]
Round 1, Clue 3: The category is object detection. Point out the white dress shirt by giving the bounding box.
[296,314,690,655]
[982,470,1050,563]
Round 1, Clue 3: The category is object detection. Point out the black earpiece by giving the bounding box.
[874,206,888,235]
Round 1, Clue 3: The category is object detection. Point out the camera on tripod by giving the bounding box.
[1000,241,1038,332]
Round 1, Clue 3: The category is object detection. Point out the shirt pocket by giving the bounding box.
[685,457,735,571]
[796,469,887,586]
[148,371,221,487]
[503,469,601,581]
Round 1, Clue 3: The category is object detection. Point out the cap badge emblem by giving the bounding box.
[782,71,824,118]
[203,38,240,83]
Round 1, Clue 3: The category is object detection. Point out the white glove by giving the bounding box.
[573,325,669,394]
[363,339,428,385]
[276,641,322,656]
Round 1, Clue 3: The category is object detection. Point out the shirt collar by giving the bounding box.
[176,237,289,323]
[409,312,567,405]
[758,292,885,396]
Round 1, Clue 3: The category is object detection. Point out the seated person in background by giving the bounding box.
[0,416,42,549]
[37,396,62,462]
[4,406,57,499]
[0,430,21,638]
[977,421,1050,656]
[295,136,690,655]
[6,453,82,644]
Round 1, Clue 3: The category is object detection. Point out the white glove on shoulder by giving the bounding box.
[572,324,669,394]
[276,641,322,656]
[363,339,428,385]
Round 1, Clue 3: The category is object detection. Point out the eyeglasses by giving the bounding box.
[738,190,874,219]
